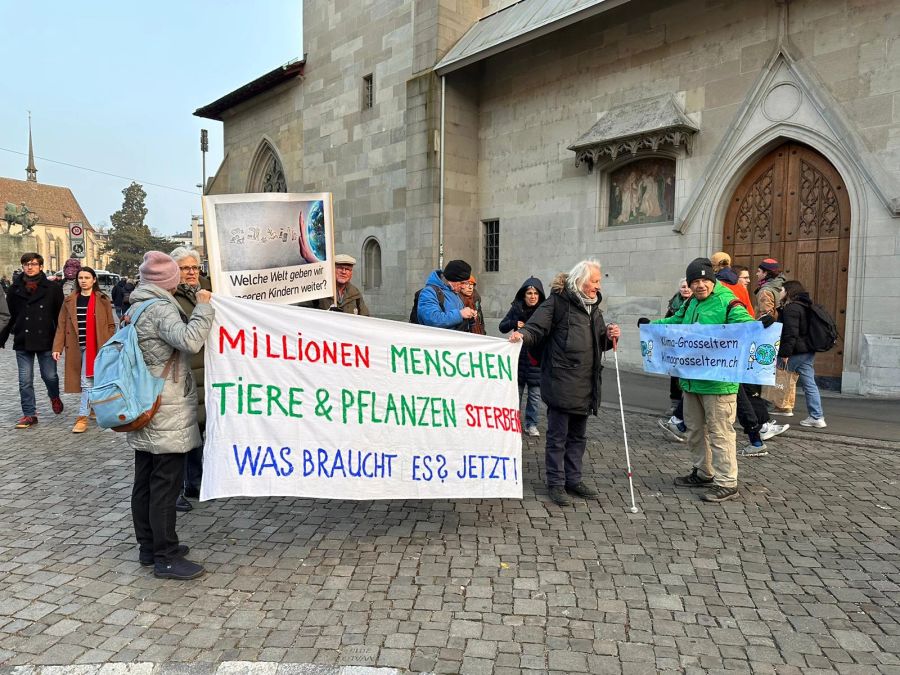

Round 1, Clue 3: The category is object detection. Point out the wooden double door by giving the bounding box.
[723,142,850,380]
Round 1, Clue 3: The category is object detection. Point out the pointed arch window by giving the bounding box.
[247,141,287,193]
[363,238,382,290]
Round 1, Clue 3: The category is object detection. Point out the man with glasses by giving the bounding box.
[170,247,211,512]
[0,253,65,428]
[309,254,370,315]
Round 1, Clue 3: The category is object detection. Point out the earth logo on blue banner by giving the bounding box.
[640,340,653,360]
[306,200,327,261]
[748,340,778,370]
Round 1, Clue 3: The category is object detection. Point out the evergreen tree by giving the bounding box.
[104,182,182,276]
[105,182,151,276]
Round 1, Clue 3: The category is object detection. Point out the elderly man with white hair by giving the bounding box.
[509,259,620,507]
[169,247,211,512]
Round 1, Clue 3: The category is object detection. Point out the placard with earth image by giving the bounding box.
[202,193,334,306]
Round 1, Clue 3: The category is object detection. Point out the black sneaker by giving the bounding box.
[702,485,739,503]
[673,468,714,488]
[140,544,190,567]
[175,494,192,512]
[566,482,599,498]
[154,557,205,580]
[547,486,572,507]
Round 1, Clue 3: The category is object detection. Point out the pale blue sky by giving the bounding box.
[0,1,302,235]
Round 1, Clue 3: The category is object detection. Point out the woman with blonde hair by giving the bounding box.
[52,266,116,433]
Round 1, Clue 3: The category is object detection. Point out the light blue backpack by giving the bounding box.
[89,299,178,432]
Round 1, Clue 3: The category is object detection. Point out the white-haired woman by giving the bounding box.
[509,260,619,506]
[169,247,211,512]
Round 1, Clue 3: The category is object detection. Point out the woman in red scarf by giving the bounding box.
[52,267,116,433]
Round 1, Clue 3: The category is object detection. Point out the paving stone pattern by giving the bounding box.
[1,349,899,674]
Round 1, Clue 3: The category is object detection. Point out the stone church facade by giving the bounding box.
[196,0,899,396]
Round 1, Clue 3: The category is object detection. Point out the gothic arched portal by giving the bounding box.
[723,142,850,381]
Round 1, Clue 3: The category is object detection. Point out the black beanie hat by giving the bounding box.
[686,257,716,284]
[443,259,472,282]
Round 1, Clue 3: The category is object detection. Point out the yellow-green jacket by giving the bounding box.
[653,282,753,395]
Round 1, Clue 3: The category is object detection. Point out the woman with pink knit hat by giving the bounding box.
[126,251,214,580]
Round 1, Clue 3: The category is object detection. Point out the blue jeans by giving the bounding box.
[16,350,60,417]
[787,352,823,419]
[518,382,541,428]
[79,350,93,416]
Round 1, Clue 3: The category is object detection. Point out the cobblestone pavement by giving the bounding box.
[1,348,899,674]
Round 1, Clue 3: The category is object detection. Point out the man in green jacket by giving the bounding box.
[650,257,753,503]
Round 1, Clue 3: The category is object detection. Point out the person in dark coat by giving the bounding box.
[112,278,127,318]
[778,280,826,428]
[170,247,212,512]
[499,276,546,437]
[0,252,65,428]
[509,260,619,506]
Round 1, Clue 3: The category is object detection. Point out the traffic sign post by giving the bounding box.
[68,222,85,259]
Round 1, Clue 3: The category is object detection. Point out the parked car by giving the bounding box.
[94,270,121,297]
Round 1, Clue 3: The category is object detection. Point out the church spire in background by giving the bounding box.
[26,112,37,182]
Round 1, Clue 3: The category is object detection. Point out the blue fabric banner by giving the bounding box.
[639,322,783,385]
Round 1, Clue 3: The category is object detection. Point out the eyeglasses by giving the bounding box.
[179,266,201,272]
[22,261,42,267]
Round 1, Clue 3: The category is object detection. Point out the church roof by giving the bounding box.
[194,59,305,121]
[434,0,632,75]
[0,177,93,230]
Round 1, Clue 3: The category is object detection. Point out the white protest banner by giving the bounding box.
[202,193,334,305]
[639,322,783,385]
[202,295,524,501]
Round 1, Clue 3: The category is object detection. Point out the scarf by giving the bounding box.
[24,272,41,295]
[84,292,98,377]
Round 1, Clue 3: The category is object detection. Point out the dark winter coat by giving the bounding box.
[499,276,546,387]
[0,272,65,352]
[311,282,370,315]
[173,276,213,426]
[778,294,813,358]
[112,280,125,308]
[518,274,613,415]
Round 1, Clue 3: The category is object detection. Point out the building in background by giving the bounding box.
[195,0,900,396]
[0,177,109,274]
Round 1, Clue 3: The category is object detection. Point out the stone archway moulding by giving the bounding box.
[675,45,899,238]
[246,136,288,193]
[673,44,899,378]
[705,125,867,374]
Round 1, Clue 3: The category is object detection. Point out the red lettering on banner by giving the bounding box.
[464,404,521,433]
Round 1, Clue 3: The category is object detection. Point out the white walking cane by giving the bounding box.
[611,333,639,513]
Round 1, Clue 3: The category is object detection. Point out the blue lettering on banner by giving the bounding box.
[233,445,295,476]
[231,445,520,484]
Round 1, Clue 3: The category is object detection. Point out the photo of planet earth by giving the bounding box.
[306,200,327,261]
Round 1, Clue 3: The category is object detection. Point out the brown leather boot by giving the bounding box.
[72,416,89,433]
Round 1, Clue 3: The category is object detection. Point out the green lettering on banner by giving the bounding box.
[388,345,512,381]
[246,383,263,415]
[211,381,234,415]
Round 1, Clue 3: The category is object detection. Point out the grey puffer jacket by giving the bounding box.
[125,283,214,455]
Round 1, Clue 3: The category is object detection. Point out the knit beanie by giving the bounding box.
[139,251,180,290]
[443,259,472,282]
[63,258,82,280]
[758,258,781,273]
[685,257,716,284]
